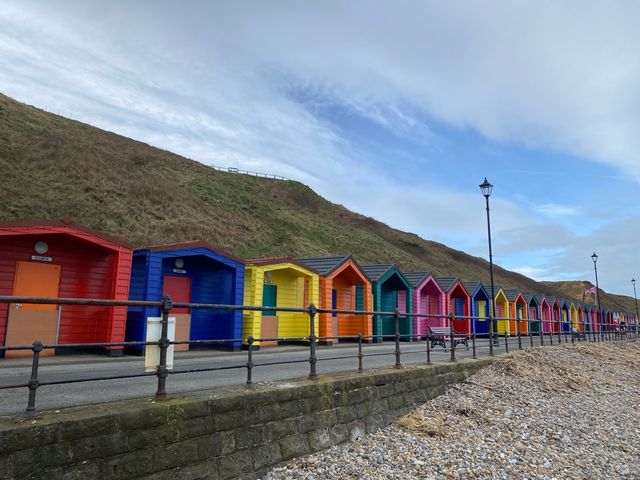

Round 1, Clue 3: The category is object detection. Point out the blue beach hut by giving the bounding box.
[559,298,571,333]
[125,241,245,351]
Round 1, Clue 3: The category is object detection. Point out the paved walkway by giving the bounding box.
[0,335,571,416]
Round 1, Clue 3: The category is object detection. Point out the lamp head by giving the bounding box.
[633,278,636,285]
[479,178,493,197]
[591,252,598,264]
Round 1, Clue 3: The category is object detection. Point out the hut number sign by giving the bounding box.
[31,255,53,262]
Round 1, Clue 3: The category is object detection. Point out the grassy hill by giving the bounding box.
[0,93,635,313]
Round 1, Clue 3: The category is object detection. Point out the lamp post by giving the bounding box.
[632,278,639,336]
[591,253,602,339]
[480,178,499,347]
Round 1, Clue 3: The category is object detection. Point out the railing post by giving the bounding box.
[449,313,456,362]
[357,334,363,372]
[488,316,494,356]
[517,314,522,350]
[504,323,509,353]
[571,326,575,344]
[557,319,562,344]
[471,323,477,359]
[394,309,402,368]
[426,332,432,364]
[24,341,43,418]
[308,303,318,380]
[155,295,172,400]
[529,317,534,348]
[540,319,544,346]
[246,336,254,386]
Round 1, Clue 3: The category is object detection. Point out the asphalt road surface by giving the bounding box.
[0,336,558,416]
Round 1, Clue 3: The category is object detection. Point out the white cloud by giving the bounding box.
[1,1,640,297]
[534,203,580,217]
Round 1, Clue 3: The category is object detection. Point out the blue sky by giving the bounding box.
[1,1,639,296]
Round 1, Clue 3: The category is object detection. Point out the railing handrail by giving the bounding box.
[213,165,291,181]
[0,294,636,418]
[2,295,633,323]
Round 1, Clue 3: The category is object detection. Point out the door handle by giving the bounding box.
[15,304,22,308]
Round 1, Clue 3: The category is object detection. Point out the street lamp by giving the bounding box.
[480,178,499,348]
[591,252,603,339]
[632,278,639,335]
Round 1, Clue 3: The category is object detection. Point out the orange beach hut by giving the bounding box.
[297,256,372,343]
[504,289,528,335]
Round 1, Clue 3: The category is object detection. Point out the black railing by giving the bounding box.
[0,295,637,418]
[213,166,291,181]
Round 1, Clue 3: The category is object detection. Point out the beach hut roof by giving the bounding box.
[503,288,524,302]
[524,292,539,305]
[246,256,319,273]
[0,217,131,249]
[361,264,396,282]
[402,271,433,288]
[461,281,487,297]
[533,294,546,305]
[296,255,359,276]
[140,240,244,264]
[435,277,462,294]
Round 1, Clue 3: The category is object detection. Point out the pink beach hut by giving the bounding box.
[535,294,553,333]
[403,272,445,339]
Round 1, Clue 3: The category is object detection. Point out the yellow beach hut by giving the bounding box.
[243,257,319,347]
[570,301,579,331]
[493,287,510,335]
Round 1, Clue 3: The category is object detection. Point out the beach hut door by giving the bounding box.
[5,261,61,358]
[162,276,191,352]
[261,284,278,347]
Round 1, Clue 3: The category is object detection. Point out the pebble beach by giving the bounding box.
[262,341,640,480]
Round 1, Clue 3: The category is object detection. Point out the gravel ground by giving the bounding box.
[262,341,640,480]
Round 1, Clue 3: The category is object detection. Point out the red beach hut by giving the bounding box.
[0,219,132,357]
[435,277,471,334]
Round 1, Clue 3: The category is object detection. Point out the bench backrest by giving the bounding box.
[428,326,450,335]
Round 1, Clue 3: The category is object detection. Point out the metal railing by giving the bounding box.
[213,166,291,181]
[0,295,637,418]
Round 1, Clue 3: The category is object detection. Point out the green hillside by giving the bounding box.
[0,93,635,313]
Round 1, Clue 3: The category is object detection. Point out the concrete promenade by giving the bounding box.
[0,336,563,416]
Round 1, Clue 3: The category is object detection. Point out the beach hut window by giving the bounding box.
[332,289,337,317]
[304,278,310,306]
[355,284,364,314]
[34,241,49,254]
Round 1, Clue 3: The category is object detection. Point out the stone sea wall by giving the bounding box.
[0,357,493,480]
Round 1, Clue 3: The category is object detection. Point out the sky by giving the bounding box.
[1,1,639,296]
